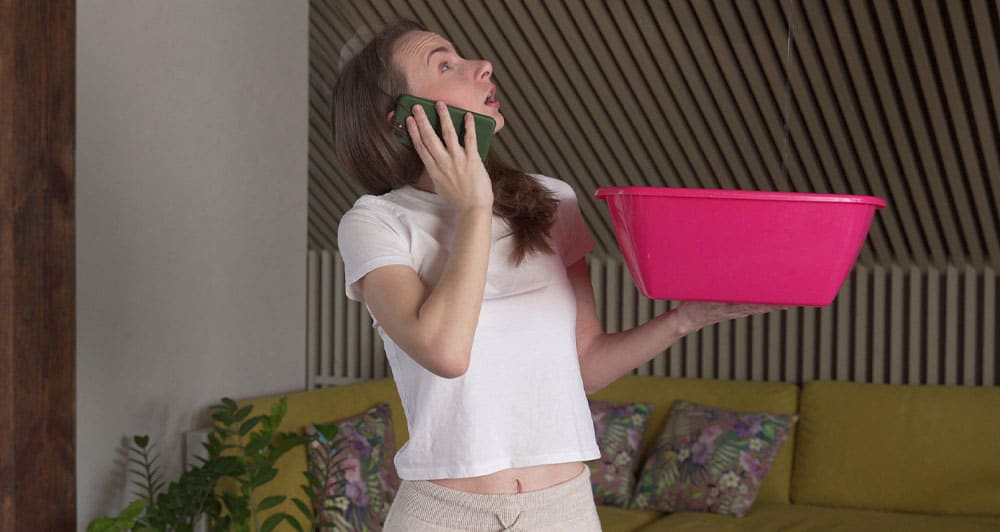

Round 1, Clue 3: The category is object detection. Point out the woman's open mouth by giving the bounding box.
[485,86,500,109]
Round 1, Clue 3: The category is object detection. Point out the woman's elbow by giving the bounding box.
[435,350,470,379]
[581,374,603,395]
[415,338,471,379]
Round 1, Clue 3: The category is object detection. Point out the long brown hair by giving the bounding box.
[331,19,558,265]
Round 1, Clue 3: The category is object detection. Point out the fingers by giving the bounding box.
[435,101,461,153]
[678,301,793,328]
[407,104,449,171]
[464,111,477,158]
[405,114,436,172]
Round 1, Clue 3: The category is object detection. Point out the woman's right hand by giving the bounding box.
[406,101,493,212]
[672,301,791,335]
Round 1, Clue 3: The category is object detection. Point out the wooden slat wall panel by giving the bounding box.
[310,0,1000,270]
[307,1,998,388]
[309,252,999,387]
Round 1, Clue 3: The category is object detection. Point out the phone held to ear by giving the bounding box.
[392,94,496,161]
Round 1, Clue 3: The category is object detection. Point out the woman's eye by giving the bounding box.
[440,62,451,72]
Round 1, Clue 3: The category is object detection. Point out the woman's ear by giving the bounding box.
[386,110,395,124]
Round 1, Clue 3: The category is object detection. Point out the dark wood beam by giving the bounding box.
[0,1,77,529]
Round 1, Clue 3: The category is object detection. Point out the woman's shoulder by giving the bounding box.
[340,193,413,234]
[342,194,387,218]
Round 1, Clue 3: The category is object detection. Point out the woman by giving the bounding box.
[332,19,786,532]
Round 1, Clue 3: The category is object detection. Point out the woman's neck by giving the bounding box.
[412,173,435,193]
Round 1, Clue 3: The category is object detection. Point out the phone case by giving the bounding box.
[392,94,496,161]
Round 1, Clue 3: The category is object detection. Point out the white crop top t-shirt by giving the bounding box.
[336,174,601,480]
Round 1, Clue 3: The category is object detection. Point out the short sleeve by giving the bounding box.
[337,204,413,301]
[543,176,596,267]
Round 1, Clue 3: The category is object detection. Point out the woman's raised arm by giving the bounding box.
[360,204,491,379]
[569,258,787,393]
[358,103,494,379]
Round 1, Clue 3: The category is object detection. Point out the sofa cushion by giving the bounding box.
[304,402,400,530]
[792,380,1000,516]
[633,502,1000,531]
[631,400,797,517]
[587,399,654,507]
[595,504,663,532]
[588,375,798,504]
[237,378,407,526]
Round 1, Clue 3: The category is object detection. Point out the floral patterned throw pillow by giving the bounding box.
[630,400,797,517]
[586,400,653,507]
[305,402,400,531]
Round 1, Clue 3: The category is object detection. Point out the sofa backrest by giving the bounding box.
[236,378,406,522]
[587,375,800,505]
[791,380,1000,516]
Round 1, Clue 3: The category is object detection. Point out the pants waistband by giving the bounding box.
[393,463,593,529]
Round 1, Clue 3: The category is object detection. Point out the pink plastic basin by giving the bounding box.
[594,186,887,306]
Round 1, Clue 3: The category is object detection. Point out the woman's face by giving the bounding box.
[393,31,504,132]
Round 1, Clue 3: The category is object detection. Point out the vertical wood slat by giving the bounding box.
[309,253,998,388]
[888,265,904,384]
[346,290,359,378]
[836,272,852,381]
[333,252,347,377]
[307,251,320,388]
[801,307,816,382]
[768,309,782,382]
[819,289,835,381]
[854,267,869,382]
[944,267,960,385]
[653,300,670,376]
[872,266,887,384]
[962,266,977,386]
[926,267,941,385]
[321,251,333,379]
[984,268,997,386]
[717,319,732,381]
[908,266,924,385]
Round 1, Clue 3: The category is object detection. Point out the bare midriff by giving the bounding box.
[427,461,585,494]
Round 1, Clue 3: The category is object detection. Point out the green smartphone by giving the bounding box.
[392,94,496,161]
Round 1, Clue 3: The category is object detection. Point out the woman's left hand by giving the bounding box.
[671,301,791,336]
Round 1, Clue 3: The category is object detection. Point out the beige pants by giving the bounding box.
[383,463,602,531]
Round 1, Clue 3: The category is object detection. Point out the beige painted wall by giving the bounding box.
[76,1,308,526]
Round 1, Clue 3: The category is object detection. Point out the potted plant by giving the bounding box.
[88,397,314,532]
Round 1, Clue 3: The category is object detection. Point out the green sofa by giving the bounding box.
[240,375,1000,531]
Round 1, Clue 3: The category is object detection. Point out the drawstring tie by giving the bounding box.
[495,510,521,531]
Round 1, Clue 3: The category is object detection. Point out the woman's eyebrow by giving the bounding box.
[425,43,457,67]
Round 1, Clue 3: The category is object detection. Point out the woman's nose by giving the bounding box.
[476,59,493,80]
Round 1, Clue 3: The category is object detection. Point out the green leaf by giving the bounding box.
[118,499,148,522]
[86,517,115,532]
[284,514,305,532]
[260,513,286,532]
[292,497,313,521]
[244,434,270,456]
[314,422,339,441]
[302,471,323,490]
[267,435,302,461]
[233,404,254,423]
[270,397,288,423]
[238,416,262,436]
[258,495,286,511]
[250,466,278,487]
[133,435,150,449]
